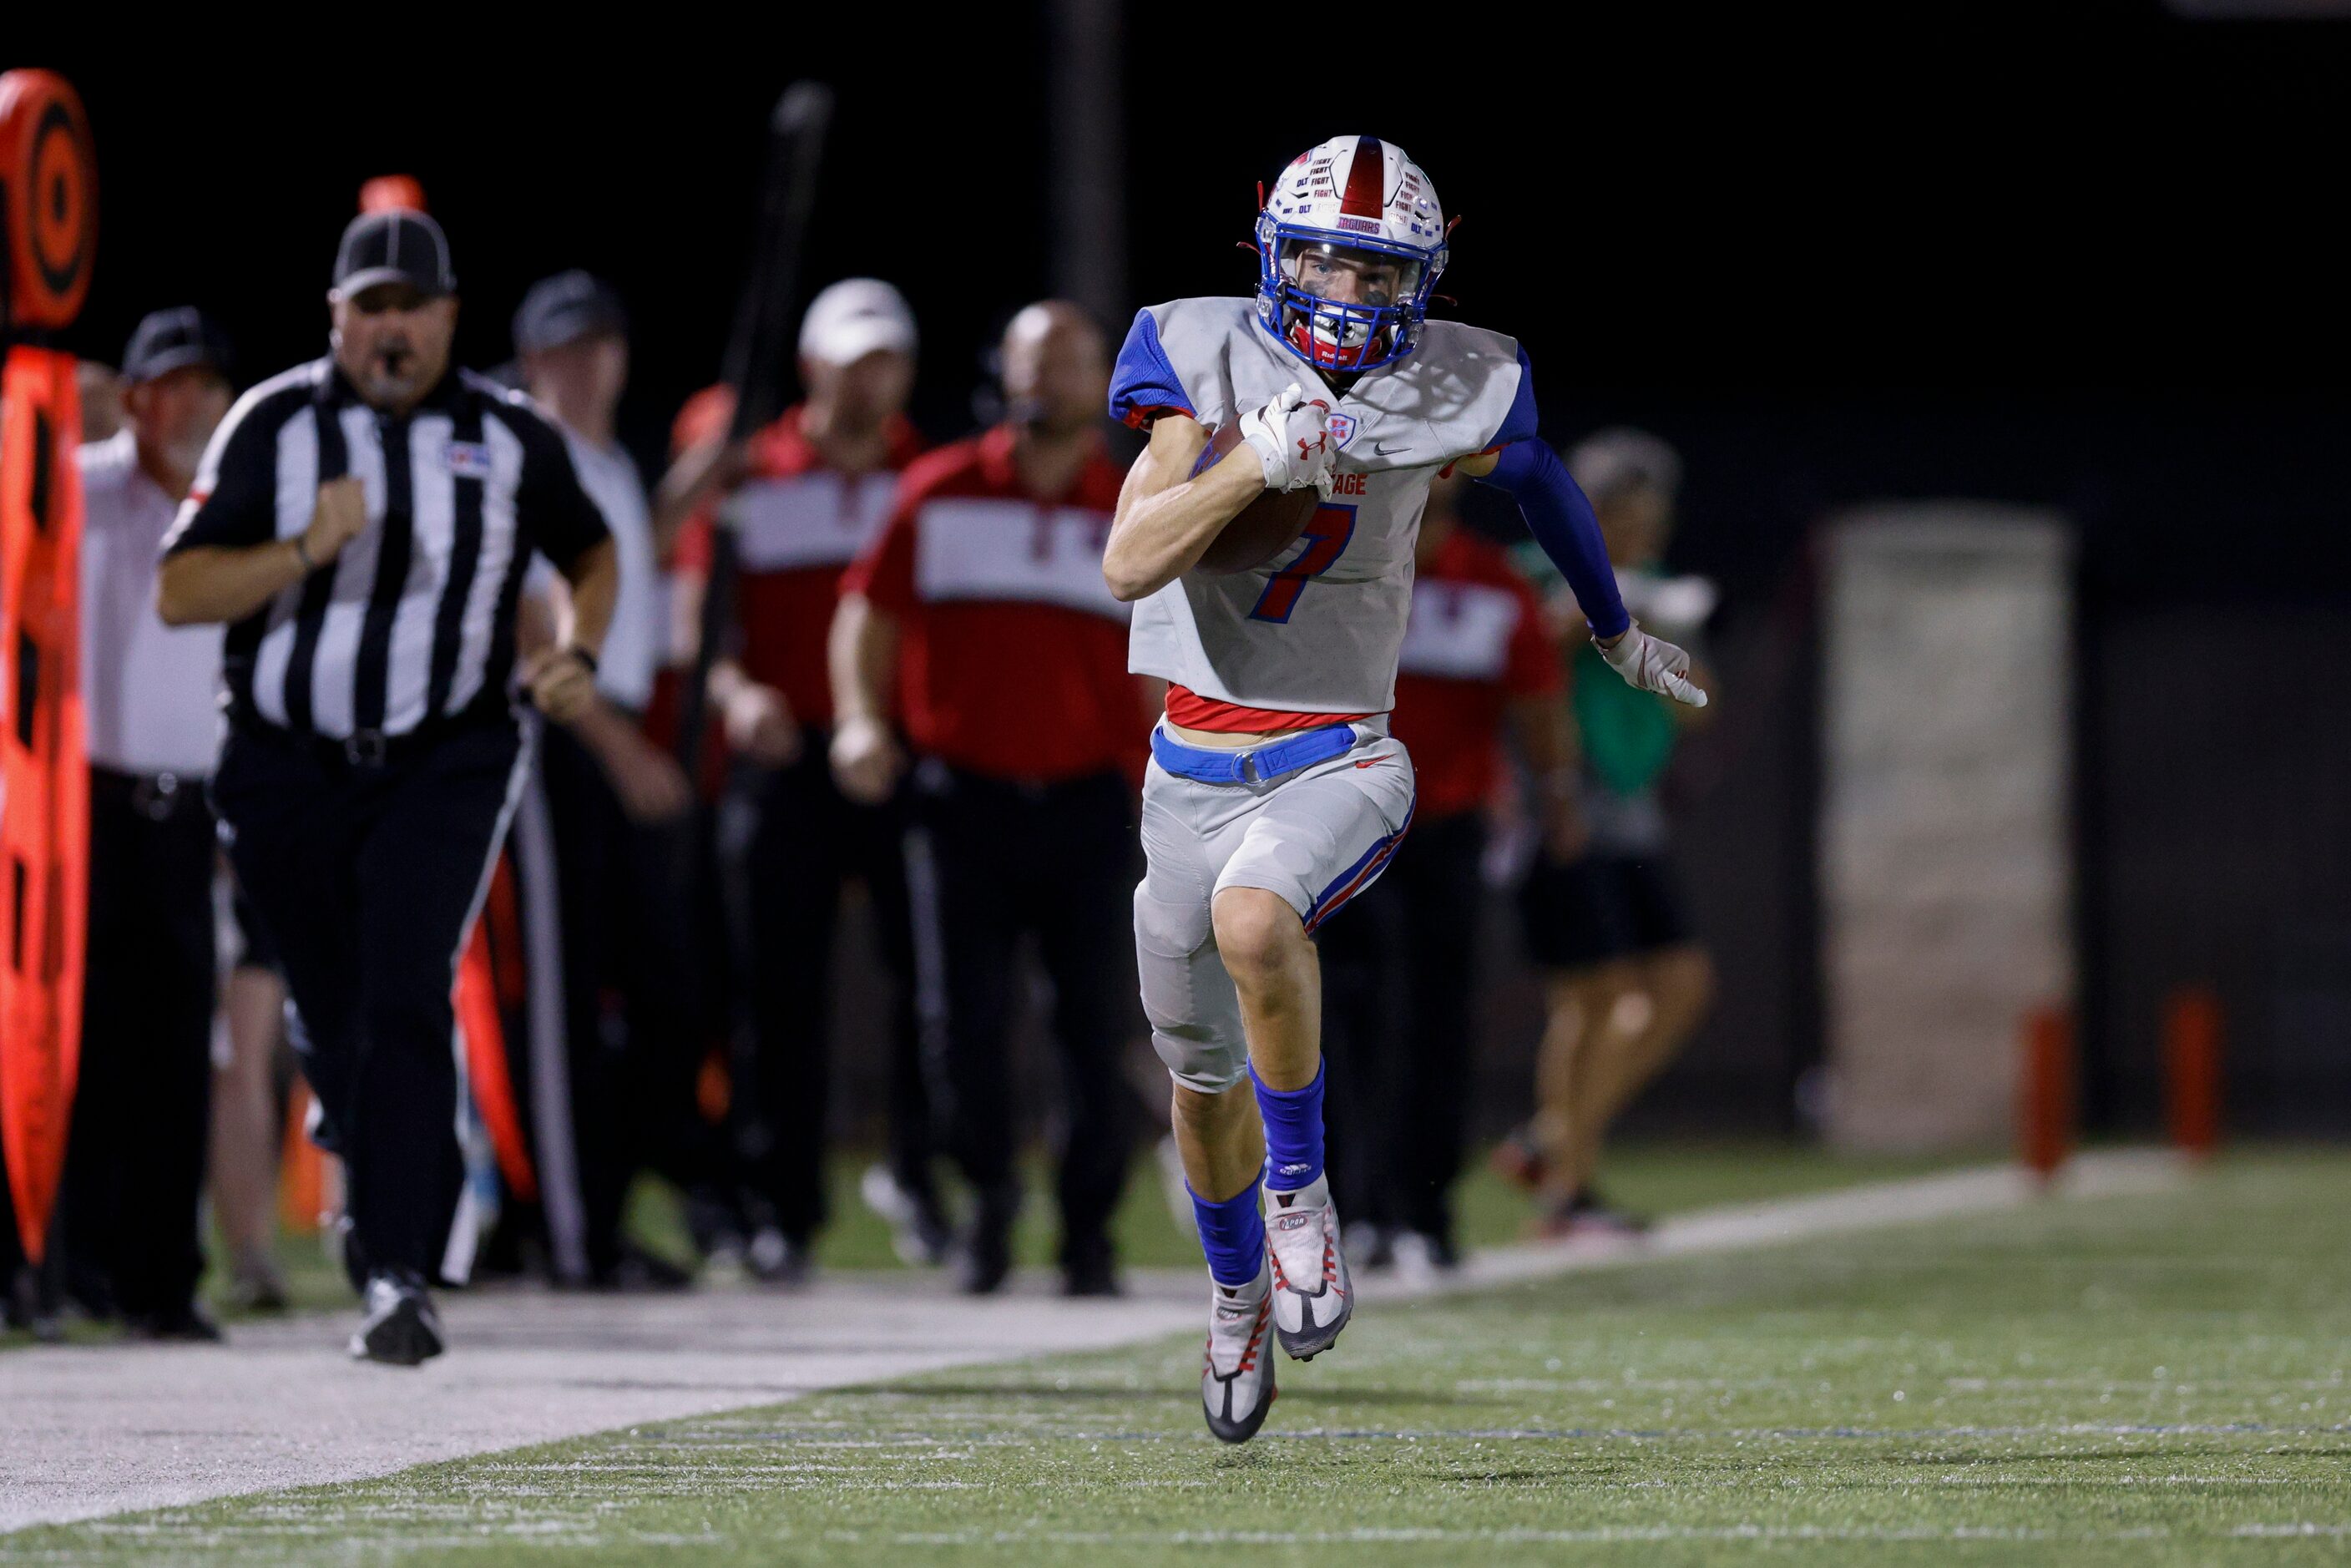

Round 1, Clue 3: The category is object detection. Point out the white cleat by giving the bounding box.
[1201,1263,1277,1444]
[1264,1171,1352,1360]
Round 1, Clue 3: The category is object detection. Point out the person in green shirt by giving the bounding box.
[1499,428,1718,1236]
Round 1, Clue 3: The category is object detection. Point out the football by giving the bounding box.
[1190,422,1322,574]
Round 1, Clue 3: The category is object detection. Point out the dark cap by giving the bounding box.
[122,306,235,385]
[331,209,456,298]
[512,270,628,355]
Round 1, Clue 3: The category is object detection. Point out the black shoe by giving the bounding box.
[1390,1229,1460,1281]
[1061,1243,1122,1298]
[1568,1186,1652,1237]
[860,1164,954,1267]
[7,1266,64,1343]
[958,1226,1013,1296]
[746,1227,812,1288]
[63,1262,119,1323]
[349,1272,443,1366]
[591,1243,696,1293]
[906,1191,953,1268]
[125,1303,225,1343]
[225,1266,291,1314]
[683,1187,752,1261]
[958,1181,1020,1296]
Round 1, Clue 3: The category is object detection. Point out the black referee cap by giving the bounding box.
[332,209,456,298]
[513,271,627,355]
[122,306,235,385]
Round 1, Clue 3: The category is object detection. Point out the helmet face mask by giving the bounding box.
[1253,135,1447,375]
[1269,235,1427,370]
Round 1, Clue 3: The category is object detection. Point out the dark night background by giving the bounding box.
[10,2,2348,1137]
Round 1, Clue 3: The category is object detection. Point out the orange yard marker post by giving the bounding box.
[277,1084,326,1234]
[0,69,97,1267]
[2163,986,2224,1161]
[456,918,537,1204]
[2017,1005,2075,1186]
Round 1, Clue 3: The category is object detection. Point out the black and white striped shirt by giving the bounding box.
[164,357,609,741]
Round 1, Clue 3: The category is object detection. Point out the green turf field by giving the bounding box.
[14,1151,2349,1565]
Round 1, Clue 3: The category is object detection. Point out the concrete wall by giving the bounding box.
[1820,507,2075,1150]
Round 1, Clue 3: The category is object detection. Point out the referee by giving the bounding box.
[157,209,615,1365]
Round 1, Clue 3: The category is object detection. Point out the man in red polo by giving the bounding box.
[1321,471,1573,1276]
[661,280,942,1282]
[832,301,1156,1297]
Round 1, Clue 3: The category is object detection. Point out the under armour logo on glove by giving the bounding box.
[1294,401,1332,462]
[1241,383,1340,494]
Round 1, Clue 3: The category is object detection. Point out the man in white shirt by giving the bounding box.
[58,308,235,1340]
[508,272,703,1288]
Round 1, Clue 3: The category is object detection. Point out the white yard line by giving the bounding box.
[1368,1147,2183,1301]
[0,1149,2181,1533]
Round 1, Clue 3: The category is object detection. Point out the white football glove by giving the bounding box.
[1600,617,1708,708]
[1238,382,1337,495]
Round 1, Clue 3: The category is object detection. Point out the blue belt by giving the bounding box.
[1150,722,1360,786]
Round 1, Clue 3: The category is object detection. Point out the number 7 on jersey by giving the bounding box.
[1247,503,1356,624]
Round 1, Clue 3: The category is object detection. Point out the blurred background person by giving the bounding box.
[76,359,124,443]
[58,307,236,1339]
[831,301,1152,1297]
[508,271,702,1289]
[1497,429,1718,1237]
[1322,471,1570,1277]
[210,889,294,1312]
[657,279,940,1282]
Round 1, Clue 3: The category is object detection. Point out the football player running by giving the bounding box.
[1102,135,1706,1444]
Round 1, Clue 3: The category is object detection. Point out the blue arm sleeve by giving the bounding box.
[1475,438,1630,640]
[1107,308,1196,429]
[1491,346,1541,448]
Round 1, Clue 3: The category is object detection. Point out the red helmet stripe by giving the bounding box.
[1338,136,1386,218]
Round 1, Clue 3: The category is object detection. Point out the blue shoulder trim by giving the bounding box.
[1108,308,1196,430]
[1491,345,1540,449]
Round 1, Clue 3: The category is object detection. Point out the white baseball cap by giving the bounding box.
[799,278,918,367]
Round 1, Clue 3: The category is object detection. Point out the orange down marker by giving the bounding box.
[2163,986,2224,1161]
[2017,1005,2075,1184]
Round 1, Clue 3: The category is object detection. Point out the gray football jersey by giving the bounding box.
[1110,297,1534,714]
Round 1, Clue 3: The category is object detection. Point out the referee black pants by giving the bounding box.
[1320,807,1485,1245]
[58,770,217,1320]
[730,735,933,1245]
[904,763,1135,1267]
[213,716,523,1285]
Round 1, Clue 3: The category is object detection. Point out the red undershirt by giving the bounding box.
[1163,684,1375,733]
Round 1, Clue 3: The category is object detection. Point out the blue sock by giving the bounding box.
[1189,1176,1267,1288]
[1252,1061,1327,1191]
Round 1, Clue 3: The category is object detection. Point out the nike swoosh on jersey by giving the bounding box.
[1372,441,1408,456]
